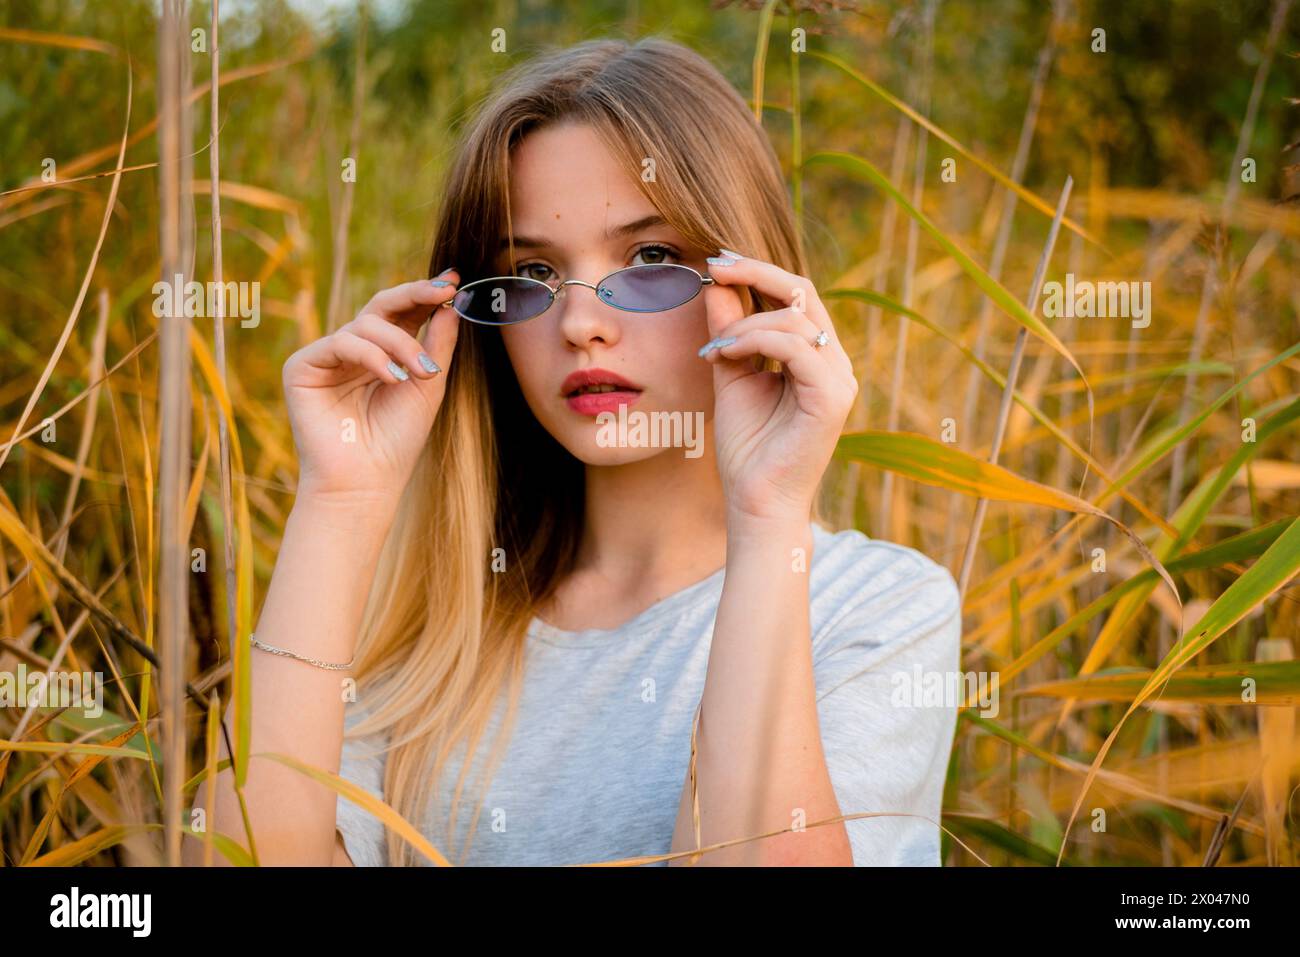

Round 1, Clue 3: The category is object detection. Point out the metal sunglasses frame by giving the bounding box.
[437,262,716,326]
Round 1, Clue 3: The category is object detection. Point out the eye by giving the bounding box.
[631,243,681,266]
[514,261,557,283]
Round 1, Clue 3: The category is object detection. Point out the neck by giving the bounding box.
[578,437,728,584]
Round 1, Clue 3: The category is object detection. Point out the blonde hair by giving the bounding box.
[348,35,821,866]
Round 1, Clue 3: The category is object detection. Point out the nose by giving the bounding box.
[554,277,622,350]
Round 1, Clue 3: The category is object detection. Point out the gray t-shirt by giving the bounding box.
[335,520,961,866]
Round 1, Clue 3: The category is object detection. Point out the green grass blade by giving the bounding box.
[805,49,1101,249]
[836,430,1177,606]
[1057,515,1300,863]
[805,149,1094,454]
[1021,660,1300,704]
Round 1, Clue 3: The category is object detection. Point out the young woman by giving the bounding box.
[196,36,961,868]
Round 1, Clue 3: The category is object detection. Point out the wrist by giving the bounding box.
[725,507,813,545]
[289,487,402,540]
[724,482,815,533]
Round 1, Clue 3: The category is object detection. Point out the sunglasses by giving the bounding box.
[438,262,716,326]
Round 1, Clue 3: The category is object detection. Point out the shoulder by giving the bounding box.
[809,521,957,597]
[807,521,961,671]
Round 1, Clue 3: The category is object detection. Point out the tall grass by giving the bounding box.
[0,0,1297,867]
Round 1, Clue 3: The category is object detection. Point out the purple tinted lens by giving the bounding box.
[453,278,553,324]
[599,265,701,312]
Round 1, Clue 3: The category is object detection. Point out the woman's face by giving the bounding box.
[494,121,718,465]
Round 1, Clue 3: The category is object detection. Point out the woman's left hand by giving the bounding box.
[699,252,859,524]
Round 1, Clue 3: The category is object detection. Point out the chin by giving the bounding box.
[574,434,670,465]
[560,434,671,467]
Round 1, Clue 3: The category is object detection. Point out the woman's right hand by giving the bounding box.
[282,269,462,507]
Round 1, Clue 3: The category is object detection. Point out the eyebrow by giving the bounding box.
[498,214,670,252]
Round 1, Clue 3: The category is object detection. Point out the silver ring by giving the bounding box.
[812,329,830,349]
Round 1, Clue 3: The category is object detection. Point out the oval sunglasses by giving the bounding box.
[437,262,715,326]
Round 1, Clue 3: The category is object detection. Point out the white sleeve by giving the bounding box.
[811,549,962,866]
[334,704,390,867]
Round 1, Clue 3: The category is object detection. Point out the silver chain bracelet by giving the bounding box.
[249,633,355,671]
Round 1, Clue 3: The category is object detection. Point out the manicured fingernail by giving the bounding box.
[697,335,736,357]
[718,248,745,259]
[706,256,737,267]
[417,352,441,374]
[387,360,410,381]
[431,279,451,287]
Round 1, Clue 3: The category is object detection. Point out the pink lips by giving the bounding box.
[565,390,642,416]
[560,367,643,417]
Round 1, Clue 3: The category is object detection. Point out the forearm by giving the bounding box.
[670,515,852,866]
[187,493,396,866]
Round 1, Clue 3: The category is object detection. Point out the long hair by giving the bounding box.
[347,35,815,866]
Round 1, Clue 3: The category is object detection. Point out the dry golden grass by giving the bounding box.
[0,0,1297,867]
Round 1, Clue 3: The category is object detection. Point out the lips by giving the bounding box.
[561,367,643,417]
